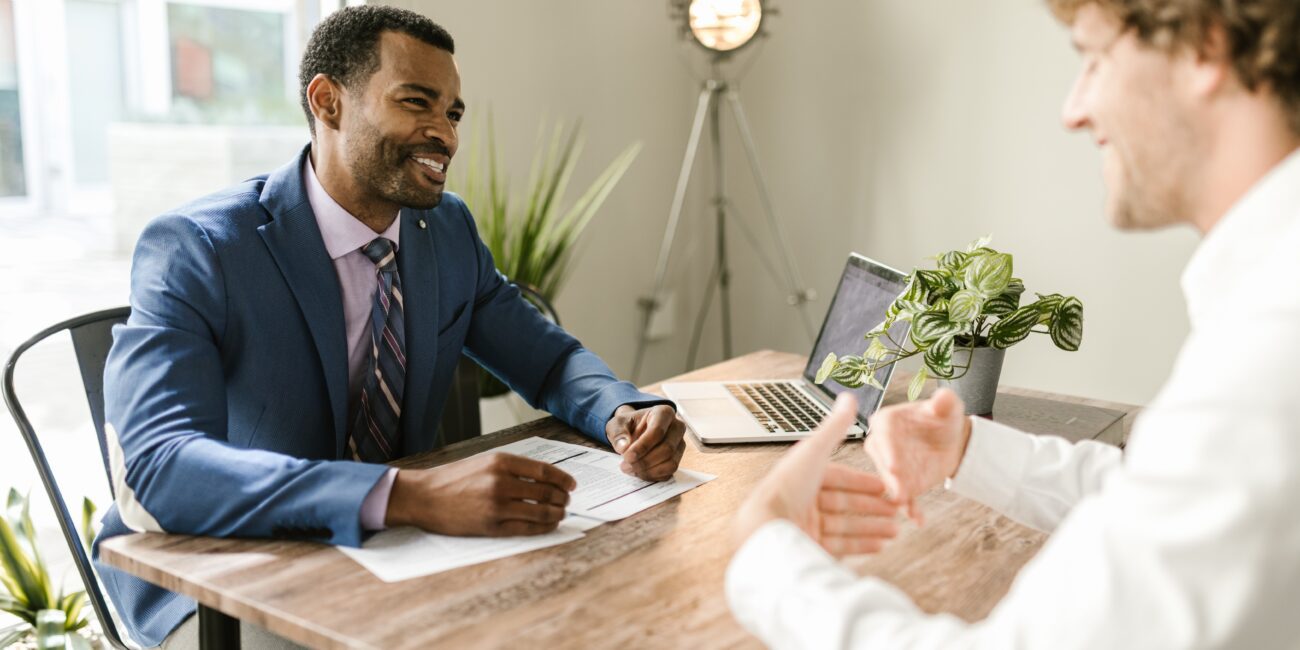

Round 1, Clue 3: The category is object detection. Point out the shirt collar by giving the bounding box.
[1181,147,1300,322]
[304,154,401,260]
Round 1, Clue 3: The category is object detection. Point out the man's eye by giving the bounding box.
[449,112,463,123]
[403,98,428,108]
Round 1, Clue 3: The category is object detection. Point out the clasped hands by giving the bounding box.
[386,404,686,536]
[732,389,973,557]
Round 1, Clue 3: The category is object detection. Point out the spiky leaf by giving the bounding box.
[0,623,28,648]
[988,305,1040,349]
[80,498,96,555]
[964,252,1013,297]
[1049,296,1084,351]
[907,367,929,401]
[947,290,983,323]
[924,336,956,379]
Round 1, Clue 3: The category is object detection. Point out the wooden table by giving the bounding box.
[100,351,1137,649]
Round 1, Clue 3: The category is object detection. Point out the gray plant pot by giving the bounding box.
[937,345,1006,416]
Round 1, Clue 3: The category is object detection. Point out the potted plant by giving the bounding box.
[1,489,103,649]
[452,117,640,427]
[815,237,1083,415]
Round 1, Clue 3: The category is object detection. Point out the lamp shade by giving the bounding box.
[687,0,763,52]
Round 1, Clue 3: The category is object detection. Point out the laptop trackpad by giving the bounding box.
[678,397,742,418]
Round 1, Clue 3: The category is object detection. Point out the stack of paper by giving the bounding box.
[339,437,714,582]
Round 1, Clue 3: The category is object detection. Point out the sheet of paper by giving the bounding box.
[339,437,714,582]
[493,437,716,521]
[338,522,585,583]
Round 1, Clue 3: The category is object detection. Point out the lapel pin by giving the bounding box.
[418,218,427,230]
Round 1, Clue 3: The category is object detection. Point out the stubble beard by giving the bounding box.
[348,113,444,211]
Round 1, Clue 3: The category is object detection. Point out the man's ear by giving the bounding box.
[1188,21,1234,98]
[307,74,345,132]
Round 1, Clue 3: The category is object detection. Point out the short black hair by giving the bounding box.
[298,6,455,136]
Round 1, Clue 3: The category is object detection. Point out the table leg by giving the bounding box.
[198,604,240,650]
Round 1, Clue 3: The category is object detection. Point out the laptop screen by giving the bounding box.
[801,254,908,424]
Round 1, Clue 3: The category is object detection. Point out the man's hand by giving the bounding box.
[605,404,687,481]
[865,387,972,526]
[385,452,576,536]
[733,394,901,557]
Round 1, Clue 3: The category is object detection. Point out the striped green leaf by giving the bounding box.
[916,269,958,300]
[1032,293,1065,324]
[1050,296,1084,351]
[924,336,956,378]
[947,290,983,323]
[964,252,1013,297]
[864,371,886,391]
[80,498,96,555]
[983,278,1025,316]
[938,250,968,273]
[988,305,1040,349]
[910,311,965,346]
[907,366,929,401]
[814,353,838,384]
[889,299,929,323]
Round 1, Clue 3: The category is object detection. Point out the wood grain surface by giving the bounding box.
[100,350,1138,649]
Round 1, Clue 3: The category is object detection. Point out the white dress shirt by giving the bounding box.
[726,148,1300,649]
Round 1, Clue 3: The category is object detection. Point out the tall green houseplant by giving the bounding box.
[452,117,641,397]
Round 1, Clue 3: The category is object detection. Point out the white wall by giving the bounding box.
[389,0,1202,406]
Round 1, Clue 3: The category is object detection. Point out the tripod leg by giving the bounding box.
[631,83,717,381]
[724,90,819,341]
[686,256,724,370]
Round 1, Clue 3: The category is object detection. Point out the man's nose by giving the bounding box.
[1061,74,1090,131]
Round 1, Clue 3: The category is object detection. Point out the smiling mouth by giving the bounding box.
[413,156,446,174]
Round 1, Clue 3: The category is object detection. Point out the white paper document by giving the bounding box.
[339,437,715,582]
[494,437,715,521]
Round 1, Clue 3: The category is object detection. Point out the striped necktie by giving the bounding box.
[348,237,406,462]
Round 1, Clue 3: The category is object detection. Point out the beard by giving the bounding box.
[1103,134,1192,232]
[345,111,446,210]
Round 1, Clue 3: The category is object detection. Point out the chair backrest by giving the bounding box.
[3,306,131,649]
[438,282,561,443]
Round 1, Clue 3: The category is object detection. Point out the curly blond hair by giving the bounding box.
[1048,0,1300,134]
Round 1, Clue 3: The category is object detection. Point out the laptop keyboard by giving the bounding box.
[725,382,827,433]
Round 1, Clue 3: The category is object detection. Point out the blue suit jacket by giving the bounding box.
[94,147,665,647]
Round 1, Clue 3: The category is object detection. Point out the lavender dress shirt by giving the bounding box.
[304,157,399,531]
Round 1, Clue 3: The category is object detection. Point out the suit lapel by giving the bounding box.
[257,148,350,455]
[398,207,440,452]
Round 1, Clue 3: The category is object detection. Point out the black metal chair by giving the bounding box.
[2,307,131,650]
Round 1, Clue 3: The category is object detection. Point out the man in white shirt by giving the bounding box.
[726,1,1300,647]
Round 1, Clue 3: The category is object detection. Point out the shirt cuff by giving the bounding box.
[945,416,1035,513]
[359,468,399,531]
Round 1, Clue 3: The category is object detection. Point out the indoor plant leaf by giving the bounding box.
[988,305,1040,349]
[814,353,838,384]
[964,252,1013,297]
[983,278,1025,316]
[910,311,965,345]
[1049,296,1084,351]
[80,498,97,555]
[0,622,28,648]
[916,269,958,300]
[924,336,956,379]
[1031,293,1066,324]
[965,234,993,252]
[907,366,929,401]
[947,289,984,323]
[938,250,968,273]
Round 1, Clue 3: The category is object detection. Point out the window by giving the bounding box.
[0,0,26,198]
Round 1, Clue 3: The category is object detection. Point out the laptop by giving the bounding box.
[663,253,908,444]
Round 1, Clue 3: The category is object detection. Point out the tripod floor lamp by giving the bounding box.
[631,0,817,382]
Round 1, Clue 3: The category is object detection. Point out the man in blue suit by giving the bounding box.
[95,6,687,647]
